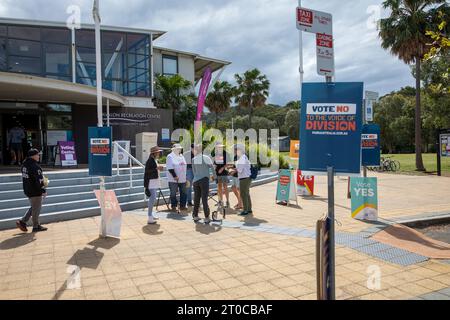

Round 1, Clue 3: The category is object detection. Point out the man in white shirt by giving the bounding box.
[232,144,252,216]
[166,144,187,211]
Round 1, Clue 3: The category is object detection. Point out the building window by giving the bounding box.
[8,55,41,75]
[44,43,70,76]
[162,55,178,76]
[0,37,6,70]
[103,52,126,80]
[42,28,70,45]
[127,33,149,56]
[0,25,6,37]
[44,104,72,113]
[8,39,41,57]
[102,32,126,52]
[47,114,72,130]
[7,25,41,41]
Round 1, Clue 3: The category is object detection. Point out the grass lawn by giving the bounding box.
[280,152,450,175]
[382,153,450,175]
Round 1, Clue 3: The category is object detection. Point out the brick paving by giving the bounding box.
[0,172,450,300]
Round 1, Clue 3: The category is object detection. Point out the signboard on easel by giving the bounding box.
[276,169,298,206]
[350,177,378,221]
[94,190,122,238]
[296,170,315,196]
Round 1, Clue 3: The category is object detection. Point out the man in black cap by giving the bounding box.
[16,148,48,232]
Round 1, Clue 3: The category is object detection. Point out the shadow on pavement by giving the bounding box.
[142,224,163,235]
[0,232,35,250]
[195,223,222,235]
[242,216,268,227]
[52,236,120,300]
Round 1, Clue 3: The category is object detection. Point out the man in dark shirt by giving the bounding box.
[183,144,195,207]
[16,149,48,232]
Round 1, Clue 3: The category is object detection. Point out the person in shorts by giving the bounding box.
[213,142,231,208]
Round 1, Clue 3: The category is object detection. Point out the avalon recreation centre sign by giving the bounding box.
[299,82,364,175]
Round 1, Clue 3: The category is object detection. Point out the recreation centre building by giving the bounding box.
[0,17,230,165]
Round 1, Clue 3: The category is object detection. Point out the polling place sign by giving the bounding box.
[88,127,113,177]
[58,141,77,166]
[299,82,364,175]
[362,124,381,167]
[276,169,297,205]
[350,177,378,221]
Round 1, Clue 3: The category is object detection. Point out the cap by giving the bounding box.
[27,149,40,157]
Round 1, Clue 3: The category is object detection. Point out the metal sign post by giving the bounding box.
[326,166,336,299]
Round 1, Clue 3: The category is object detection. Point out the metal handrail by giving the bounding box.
[113,142,144,190]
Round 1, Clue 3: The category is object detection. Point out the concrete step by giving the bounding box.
[0,167,144,183]
[0,177,147,201]
[0,185,145,210]
[0,190,148,220]
[0,172,149,192]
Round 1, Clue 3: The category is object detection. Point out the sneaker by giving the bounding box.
[32,225,48,232]
[238,211,249,216]
[193,216,201,223]
[247,210,253,215]
[147,217,157,225]
[16,220,28,232]
[187,202,193,207]
[204,217,211,224]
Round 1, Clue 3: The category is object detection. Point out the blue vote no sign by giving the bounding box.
[299,82,364,175]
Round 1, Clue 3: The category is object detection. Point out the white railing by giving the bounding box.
[113,142,144,189]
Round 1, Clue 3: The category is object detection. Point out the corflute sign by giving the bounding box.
[88,127,113,177]
[361,124,381,166]
[299,82,364,175]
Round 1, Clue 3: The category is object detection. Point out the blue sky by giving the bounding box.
[0,0,416,105]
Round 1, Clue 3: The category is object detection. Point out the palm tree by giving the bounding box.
[379,0,447,171]
[205,81,235,128]
[234,69,270,128]
[154,74,193,128]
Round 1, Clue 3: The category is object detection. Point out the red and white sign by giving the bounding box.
[316,33,334,76]
[296,7,332,34]
[94,190,122,238]
[296,7,335,77]
[296,170,315,196]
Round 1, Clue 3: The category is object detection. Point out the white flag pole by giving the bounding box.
[93,0,102,128]
[298,0,304,100]
[93,0,106,237]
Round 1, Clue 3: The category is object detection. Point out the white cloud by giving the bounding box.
[0,0,416,104]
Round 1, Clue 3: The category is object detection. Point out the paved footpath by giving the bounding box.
[0,172,450,300]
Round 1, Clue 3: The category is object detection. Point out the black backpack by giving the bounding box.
[250,164,259,180]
